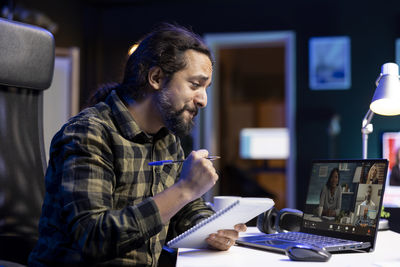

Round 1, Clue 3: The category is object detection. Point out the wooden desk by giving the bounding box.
[176,227,400,266]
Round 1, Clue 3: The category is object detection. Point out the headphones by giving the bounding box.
[257,207,303,234]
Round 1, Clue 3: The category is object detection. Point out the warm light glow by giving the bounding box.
[128,43,139,56]
[370,99,400,115]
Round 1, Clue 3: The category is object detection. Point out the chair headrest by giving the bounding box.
[0,17,55,90]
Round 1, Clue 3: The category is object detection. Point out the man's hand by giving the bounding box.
[205,224,247,251]
[178,150,219,201]
[154,149,218,224]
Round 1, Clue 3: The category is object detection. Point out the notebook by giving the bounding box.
[236,159,389,253]
[167,197,275,248]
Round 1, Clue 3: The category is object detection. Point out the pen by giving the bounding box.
[148,156,221,166]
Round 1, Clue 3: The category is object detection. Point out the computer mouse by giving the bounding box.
[286,244,331,262]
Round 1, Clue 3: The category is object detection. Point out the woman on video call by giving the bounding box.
[318,168,342,217]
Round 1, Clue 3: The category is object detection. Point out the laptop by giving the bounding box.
[236,159,389,253]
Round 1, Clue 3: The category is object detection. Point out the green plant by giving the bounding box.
[381,205,391,219]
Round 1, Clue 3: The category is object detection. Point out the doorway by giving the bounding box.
[194,31,296,209]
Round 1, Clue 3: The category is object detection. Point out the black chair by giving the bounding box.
[0,17,55,265]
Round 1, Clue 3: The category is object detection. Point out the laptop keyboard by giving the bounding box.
[267,232,358,247]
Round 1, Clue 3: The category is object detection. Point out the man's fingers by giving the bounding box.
[205,227,246,251]
[206,234,233,251]
[190,149,209,159]
[234,223,247,232]
[217,229,239,239]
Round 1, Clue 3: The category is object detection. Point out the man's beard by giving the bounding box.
[155,88,198,137]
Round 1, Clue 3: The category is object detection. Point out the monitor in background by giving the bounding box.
[382,132,400,208]
[239,128,289,159]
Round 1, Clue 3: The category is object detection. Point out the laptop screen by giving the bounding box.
[302,159,388,240]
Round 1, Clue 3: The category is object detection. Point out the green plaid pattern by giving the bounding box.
[28,90,214,266]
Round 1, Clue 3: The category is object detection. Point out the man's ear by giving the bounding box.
[148,66,165,90]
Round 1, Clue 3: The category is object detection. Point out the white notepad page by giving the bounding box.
[167,197,275,248]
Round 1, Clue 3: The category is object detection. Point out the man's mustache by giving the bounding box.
[178,105,198,118]
[187,106,198,117]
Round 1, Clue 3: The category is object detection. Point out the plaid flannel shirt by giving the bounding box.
[28,90,214,266]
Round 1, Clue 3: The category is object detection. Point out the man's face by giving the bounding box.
[366,187,372,201]
[363,208,368,218]
[155,50,212,136]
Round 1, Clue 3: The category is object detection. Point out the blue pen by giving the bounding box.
[148,156,220,166]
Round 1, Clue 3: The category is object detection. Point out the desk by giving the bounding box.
[176,227,400,266]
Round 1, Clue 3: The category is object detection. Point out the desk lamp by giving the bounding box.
[362,63,400,159]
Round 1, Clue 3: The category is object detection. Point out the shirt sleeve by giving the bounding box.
[48,118,163,261]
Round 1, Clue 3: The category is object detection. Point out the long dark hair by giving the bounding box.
[88,23,213,106]
[326,168,340,189]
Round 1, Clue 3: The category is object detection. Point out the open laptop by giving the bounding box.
[236,159,389,253]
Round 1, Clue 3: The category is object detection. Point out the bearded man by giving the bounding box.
[29,23,245,266]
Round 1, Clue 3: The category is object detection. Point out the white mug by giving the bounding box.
[213,196,241,212]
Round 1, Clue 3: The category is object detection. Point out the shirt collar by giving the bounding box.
[105,90,169,143]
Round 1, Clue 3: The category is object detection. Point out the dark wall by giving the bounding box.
[6,0,400,209]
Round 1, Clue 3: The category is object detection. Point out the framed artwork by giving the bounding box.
[382,132,400,207]
[309,36,351,90]
[382,132,400,172]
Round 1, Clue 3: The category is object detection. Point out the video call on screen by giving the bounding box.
[303,161,386,236]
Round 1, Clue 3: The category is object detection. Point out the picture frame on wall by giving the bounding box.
[396,38,400,66]
[382,131,400,208]
[309,36,351,90]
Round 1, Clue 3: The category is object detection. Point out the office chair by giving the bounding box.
[0,17,55,265]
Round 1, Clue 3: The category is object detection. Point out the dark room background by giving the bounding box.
[3,0,400,212]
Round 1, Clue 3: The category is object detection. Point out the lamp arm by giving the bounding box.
[362,109,374,129]
[361,109,375,159]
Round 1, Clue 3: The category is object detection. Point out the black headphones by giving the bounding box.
[257,207,303,234]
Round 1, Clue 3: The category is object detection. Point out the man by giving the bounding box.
[359,185,376,210]
[28,23,245,266]
[355,207,373,227]
[355,185,376,226]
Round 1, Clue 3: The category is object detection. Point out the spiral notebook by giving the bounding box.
[167,197,275,248]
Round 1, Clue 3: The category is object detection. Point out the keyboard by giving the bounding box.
[264,232,359,248]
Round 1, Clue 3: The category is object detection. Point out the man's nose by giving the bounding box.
[195,89,207,108]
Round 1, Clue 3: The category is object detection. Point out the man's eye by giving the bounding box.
[191,82,200,88]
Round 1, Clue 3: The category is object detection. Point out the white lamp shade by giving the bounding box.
[370,63,400,116]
